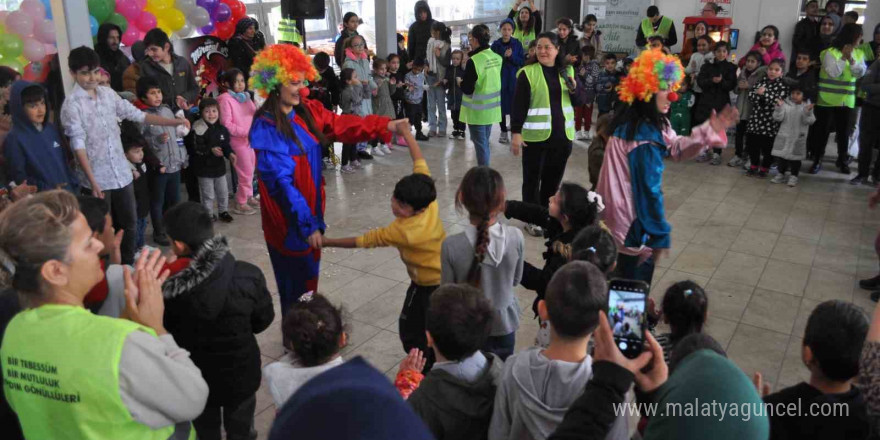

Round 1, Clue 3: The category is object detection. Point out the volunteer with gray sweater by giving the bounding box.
[0,191,208,440]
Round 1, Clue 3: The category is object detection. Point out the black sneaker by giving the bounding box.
[850,176,864,185]
[872,291,880,302]
[861,275,880,290]
[211,215,218,222]
[153,234,170,246]
[840,164,851,174]
[415,132,429,141]
[357,150,374,160]
[745,168,757,177]
[809,162,822,174]
[218,211,234,223]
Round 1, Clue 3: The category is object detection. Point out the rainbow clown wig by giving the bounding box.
[249,44,318,99]
[617,48,685,104]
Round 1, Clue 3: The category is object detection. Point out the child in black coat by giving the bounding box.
[309,52,340,112]
[694,41,738,165]
[192,98,235,222]
[161,202,274,440]
[444,50,466,140]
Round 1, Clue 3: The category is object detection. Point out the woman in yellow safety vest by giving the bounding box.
[508,0,542,47]
[0,191,208,440]
[807,23,867,176]
[510,32,589,237]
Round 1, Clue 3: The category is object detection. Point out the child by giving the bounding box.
[96,67,111,88]
[489,261,629,440]
[444,50,466,140]
[669,76,695,137]
[746,59,789,177]
[527,40,537,59]
[740,25,786,67]
[729,51,766,167]
[217,68,258,216]
[406,58,429,141]
[120,120,154,252]
[695,41,737,165]
[685,35,715,99]
[595,53,620,117]
[338,68,365,173]
[388,53,408,120]
[161,202,274,440]
[575,45,601,141]
[651,281,708,363]
[491,18,525,144]
[647,35,666,52]
[371,58,396,155]
[192,98,235,222]
[3,81,78,192]
[342,35,378,159]
[60,47,187,263]
[442,167,524,360]
[762,300,869,439]
[770,86,816,187]
[408,283,503,440]
[425,21,451,138]
[587,114,612,190]
[78,195,127,318]
[309,52,340,112]
[570,225,618,273]
[263,292,346,407]
[783,50,818,104]
[322,122,445,371]
[578,13,603,56]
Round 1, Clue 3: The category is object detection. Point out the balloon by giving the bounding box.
[40,0,53,19]
[175,0,196,15]
[146,0,170,14]
[230,0,245,20]
[6,11,35,37]
[22,38,46,62]
[199,21,214,35]
[188,6,211,27]
[19,0,46,21]
[2,56,25,74]
[88,0,114,23]
[176,21,194,38]
[157,22,174,37]
[23,58,51,82]
[135,0,147,9]
[137,11,157,30]
[212,3,231,22]
[196,0,218,13]
[44,43,57,55]
[214,18,233,39]
[0,33,23,59]
[34,19,56,44]
[89,15,99,37]
[163,8,186,31]
[117,0,142,20]
[107,12,129,33]
[121,26,140,46]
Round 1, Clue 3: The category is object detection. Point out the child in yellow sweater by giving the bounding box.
[323,121,445,371]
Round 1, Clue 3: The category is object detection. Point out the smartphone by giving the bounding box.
[607,279,649,359]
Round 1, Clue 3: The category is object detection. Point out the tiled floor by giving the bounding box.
[209,132,880,438]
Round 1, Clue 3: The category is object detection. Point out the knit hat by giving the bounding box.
[269,357,434,440]
[617,48,684,104]
[248,44,318,99]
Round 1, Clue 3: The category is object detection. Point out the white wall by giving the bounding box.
[656,0,800,63]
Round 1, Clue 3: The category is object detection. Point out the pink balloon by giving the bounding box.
[22,38,46,62]
[6,11,35,37]
[34,19,55,44]
[137,11,157,31]
[121,26,141,46]
[117,0,143,20]
[0,11,9,24]
[135,0,147,10]
[19,0,46,21]
[44,43,57,55]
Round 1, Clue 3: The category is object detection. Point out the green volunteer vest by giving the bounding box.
[278,18,302,44]
[514,26,536,47]
[520,63,576,142]
[641,16,673,40]
[461,49,503,125]
[818,47,864,108]
[1,305,197,440]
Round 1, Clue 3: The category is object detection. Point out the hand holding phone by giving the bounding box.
[607,279,649,359]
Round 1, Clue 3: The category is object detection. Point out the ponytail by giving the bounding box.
[467,216,491,287]
[456,167,507,288]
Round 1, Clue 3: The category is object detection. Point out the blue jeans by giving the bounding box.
[483,332,515,361]
[136,217,148,250]
[614,253,656,286]
[149,171,181,237]
[426,85,447,133]
[468,124,492,166]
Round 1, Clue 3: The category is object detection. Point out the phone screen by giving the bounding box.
[608,280,649,359]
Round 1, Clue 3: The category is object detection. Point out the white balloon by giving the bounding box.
[176,22,194,38]
[176,0,197,15]
[188,6,211,27]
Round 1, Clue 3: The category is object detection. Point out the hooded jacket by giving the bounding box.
[409,351,504,440]
[489,348,629,440]
[191,118,233,178]
[3,81,78,192]
[217,91,257,150]
[735,65,766,120]
[372,72,397,118]
[136,100,188,173]
[741,40,786,68]
[407,1,435,62]
[343,48,376,115]
[491,29,525,115]
[137,52,199,111]
[162,236,275,406]
[694,57,737,125]
[441,223,524,336]
[770,98,816,161]
[227,17,266,80]
[96,23,131,92]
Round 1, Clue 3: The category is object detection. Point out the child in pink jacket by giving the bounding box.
[218,68,259,215]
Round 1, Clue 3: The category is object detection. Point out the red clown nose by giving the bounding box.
[299,87,311,99]
[667,91,679,102]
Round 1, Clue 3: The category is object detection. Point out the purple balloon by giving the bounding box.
[213,3,231,22]
[196,0,218,13]
[199,21,215,35]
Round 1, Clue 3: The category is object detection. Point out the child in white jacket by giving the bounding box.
[770,85,816,187]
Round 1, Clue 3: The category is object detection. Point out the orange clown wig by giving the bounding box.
[248,44,319,98]
[617,49,685,104]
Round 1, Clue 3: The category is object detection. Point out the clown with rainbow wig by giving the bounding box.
[595,49,739,285]
[248,44,401,313]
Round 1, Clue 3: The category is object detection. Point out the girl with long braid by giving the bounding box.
[441,167,524,360]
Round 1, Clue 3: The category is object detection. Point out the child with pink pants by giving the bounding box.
[217,68,259,215]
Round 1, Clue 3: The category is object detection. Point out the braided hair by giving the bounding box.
[456,167,506,288]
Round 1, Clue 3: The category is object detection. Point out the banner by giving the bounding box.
[582,0,653,55]
[172,36,231,99]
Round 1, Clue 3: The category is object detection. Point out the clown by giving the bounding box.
[249,45,403,313]
[596,49,739,285]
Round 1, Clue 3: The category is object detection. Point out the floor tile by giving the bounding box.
[704,316,739,350]
[729,228,779,258]
[324,274,401,312]
[744,210,788,234]
[740,288,801,335]
[705,278,754,322]
[770,235,818,266]
[812,244,860,276]
[350,282,409,329]
[670,243,727,277]
[726,323,790,390]
[712,251,768,287]
[792,298,821,338]
[782,213,826,240]
[756,259,811,297]
[348,329,407,374]
[775,336,810,391]
[689,225,743,251]
[803,268,855,302]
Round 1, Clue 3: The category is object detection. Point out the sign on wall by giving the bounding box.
[582,0,653,55]
[172,36,231,99]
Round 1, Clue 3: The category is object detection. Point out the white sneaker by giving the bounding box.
[787,175,799,187]
[380,144,392,154]
[727,156,744,167]
[710,153,722,166]
[583,131,593,142]
[371,146,385,157]
[524,223,544,237]
[499,132,510,144]
[576,130,585,140]
[770,173,787,184]
[341,165,355,174]
[353,160,363,169]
